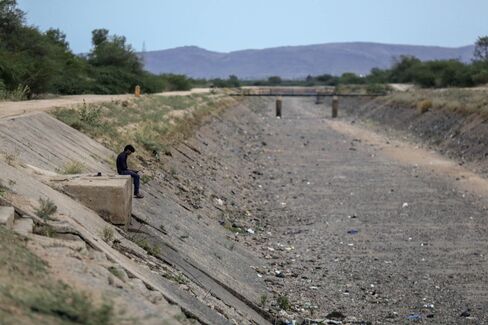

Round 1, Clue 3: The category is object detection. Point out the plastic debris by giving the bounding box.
[460,309,471,317]
[347,229,359,235]
[247,228,255,234]
[406,313,422,321]
[402,202,409,208]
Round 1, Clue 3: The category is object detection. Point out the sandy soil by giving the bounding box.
[0,88,210,119]
[188,96,488,323]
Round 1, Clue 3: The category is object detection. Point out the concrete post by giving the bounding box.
[276,98,282,117]
[135,85,141,97]
[332,96,339,118]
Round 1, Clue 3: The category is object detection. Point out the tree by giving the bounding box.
[227,75,240,87]
[389,56,422,83]
[91,29,109,47]
[267,76,282,85]
[0,0,24,38]
[474,36,488,62]
[339,72,364,84]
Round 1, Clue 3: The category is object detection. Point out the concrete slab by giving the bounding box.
[0,206,14,229]
[13,217,33,236]
[63,176,132,225]
[0,160,230,325]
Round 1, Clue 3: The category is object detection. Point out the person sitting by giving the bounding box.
[116,144,144,198]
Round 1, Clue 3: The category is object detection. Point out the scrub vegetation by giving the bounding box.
[52,94,240,163]
[384,87,488,116]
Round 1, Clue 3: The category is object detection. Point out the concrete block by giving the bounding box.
[63,176,132,225]
[0,206,14,229]
[13,217,33,236]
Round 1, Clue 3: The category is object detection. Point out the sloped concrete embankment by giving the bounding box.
[0,112,271,324]
[340,97,488,174]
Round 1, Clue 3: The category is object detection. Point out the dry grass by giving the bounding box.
[52,94,241,170]
[59,160,85,174]
[386,88,488,116]
[416,99,432,114]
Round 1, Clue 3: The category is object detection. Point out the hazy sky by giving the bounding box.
[18,0,488,54]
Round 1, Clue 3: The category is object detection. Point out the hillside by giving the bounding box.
[140,42,475,79]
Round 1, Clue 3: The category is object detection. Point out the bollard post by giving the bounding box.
[134,85,141,97]
[276,98,282,117]
[332,96,339,118]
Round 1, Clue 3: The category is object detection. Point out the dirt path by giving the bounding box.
[0,88,210,119]
[236,97,488,323]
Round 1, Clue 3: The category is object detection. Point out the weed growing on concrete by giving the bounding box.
[0,181,8,198]
[164,272,188,285]
[101,226,115,243]
[135,239,161,257]
[141,174,153,184]
[277,295,290,311]
[35,198,57,220]
[260,294,268,307]
[33,224,56,237]
[60,160,85,174]
[3,151,17,166]
[107,266,124,281]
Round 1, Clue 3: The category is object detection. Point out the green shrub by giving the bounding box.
[101,226,114,243]
[35,198,57,220]
[60,160,85,174]
[277,295,290,310]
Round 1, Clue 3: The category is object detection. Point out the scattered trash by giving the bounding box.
[275,270,285,278]
[247,228,255,234]
[214,198,224,206]
[406,313,422,321]
[402,202,409,208]
[460,309,471,317]
[426,314,434,318]
[423,303,434,309]
[347,229,359,235]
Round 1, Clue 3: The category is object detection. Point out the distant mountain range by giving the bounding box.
[140,42,475,79]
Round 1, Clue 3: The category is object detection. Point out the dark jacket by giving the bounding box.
[116,151,129,174]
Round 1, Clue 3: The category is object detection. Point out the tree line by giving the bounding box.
[211,37,488,90]
[2,0,488,99]
[0,0,192,98]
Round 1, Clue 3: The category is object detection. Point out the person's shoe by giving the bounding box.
[134,192,144,199]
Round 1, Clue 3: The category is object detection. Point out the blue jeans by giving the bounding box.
[120,170,140,195]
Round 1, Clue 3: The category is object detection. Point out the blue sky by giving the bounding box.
[18,0,488,54]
